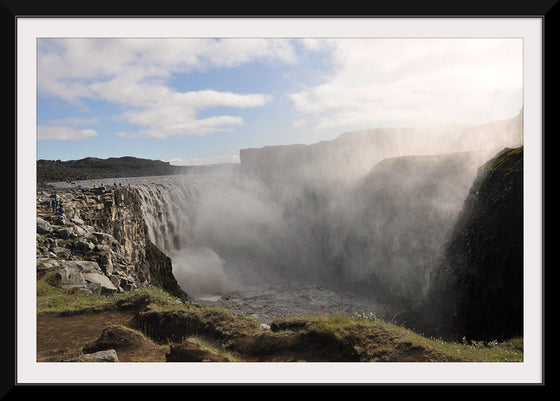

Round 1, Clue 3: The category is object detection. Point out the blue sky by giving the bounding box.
[36,37,523,165]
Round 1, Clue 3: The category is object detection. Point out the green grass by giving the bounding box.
[486,146,523,173]
[182,336,242,362]
[37,272,115,314]
[36,271,190,315]
[400,329,523,362]
[37,276,523,362]
[270,314,523,362]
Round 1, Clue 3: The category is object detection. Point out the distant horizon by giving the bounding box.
[36,37,523,166]
[36,154,241,165]
[37,106,523,165]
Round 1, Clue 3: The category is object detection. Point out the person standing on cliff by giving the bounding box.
[51,197,57,213]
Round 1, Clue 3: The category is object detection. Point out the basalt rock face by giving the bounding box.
[422,147,524,341]
[37,186,188,300]
[237,113,523,307]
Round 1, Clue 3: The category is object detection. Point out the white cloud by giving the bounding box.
[111,89,270,138]
[290,38,523,129]
[116,115,245,139]
[44,117,100,126]
[38,38,523,142]
[37,126,98,141]
[37,38,292,138]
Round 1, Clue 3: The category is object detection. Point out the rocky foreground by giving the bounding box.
[36,185,187,300]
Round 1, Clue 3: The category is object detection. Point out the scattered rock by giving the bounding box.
[80,349,119,362]
[73,239,95,252]
[36,186,189,299]
[83,271,118,295]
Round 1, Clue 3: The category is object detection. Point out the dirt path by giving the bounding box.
[36,311,169,362]
[36,309,463,363]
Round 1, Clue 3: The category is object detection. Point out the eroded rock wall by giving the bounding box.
[422,147,524,341]
[36,185,188,300]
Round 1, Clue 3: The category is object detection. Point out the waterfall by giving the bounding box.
[134,171,246,298]
[135,177,199,253]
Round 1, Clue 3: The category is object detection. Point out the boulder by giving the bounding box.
[37,257,59,270]
[56,226,77,239]
[70,216,85,225]
[36,217,53,234]
[56,260,117,295]
[83,271,118,295]
[73,239,95,252]
[52,247,72,259]
[90,232,118,246]
[79,349,119,362]
[71,224,88,237]
[56,262,88,287]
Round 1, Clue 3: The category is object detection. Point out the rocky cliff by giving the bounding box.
[36,185,188,300]
[237,113,524,341]
[239,110,523,187]
[336,151,486,307]
[422,147,524,341]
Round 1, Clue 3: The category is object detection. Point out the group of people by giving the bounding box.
[51,196,64,216]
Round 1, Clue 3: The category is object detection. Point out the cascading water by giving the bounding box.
[89,169,400,323]
[133,172,244,300]
[125,156,475,324]
[48,112,523,325]
[56,147,494,324]
[135,177,199,252]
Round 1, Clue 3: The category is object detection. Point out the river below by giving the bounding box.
[193,281,394,325]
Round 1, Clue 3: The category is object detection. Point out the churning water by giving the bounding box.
[50,170,399,324]
[46,113,524,326]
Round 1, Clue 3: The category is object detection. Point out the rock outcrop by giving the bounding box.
[422,147,524,341]
[36,186,188,300]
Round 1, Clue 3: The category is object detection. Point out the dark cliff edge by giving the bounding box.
[338,151,484,308]
[37,156,188,186]
[37,155,239,187]
[237,114,524,341]
[420,147,524,341]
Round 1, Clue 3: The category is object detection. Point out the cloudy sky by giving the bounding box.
[36,37,523,165]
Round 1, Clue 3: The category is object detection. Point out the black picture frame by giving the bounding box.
[5,0,555,394]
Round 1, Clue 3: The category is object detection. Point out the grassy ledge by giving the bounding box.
[37,273,523,362]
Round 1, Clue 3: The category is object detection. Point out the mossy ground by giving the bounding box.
[36,277,523,362]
